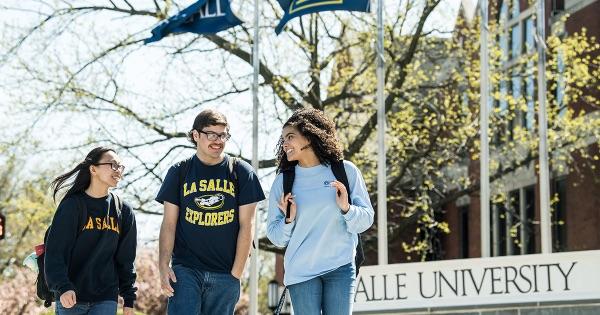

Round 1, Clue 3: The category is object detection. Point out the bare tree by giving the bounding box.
[1,0,598,260]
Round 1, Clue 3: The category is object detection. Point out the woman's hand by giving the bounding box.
[277,193,297,223]
[60,290,77,308]
[123,307,135,315]
[330,181,350,213]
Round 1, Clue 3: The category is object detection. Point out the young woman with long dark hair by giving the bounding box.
[267,109,374,315]
[44,147,137,315]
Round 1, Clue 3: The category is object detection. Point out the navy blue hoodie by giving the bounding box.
[44,192,137,307]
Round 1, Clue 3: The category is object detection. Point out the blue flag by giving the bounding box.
[275,0,370,34]
[145,0,242,44]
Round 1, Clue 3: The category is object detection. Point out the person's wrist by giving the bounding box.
[159,263,170,271]
[341,203,350,213]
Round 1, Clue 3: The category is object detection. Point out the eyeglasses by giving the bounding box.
[198,130,231,142]
[95,161,125,172]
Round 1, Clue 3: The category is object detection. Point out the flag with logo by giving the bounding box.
[275,0,371,34]
[145,0,242,44]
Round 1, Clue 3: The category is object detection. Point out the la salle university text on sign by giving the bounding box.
[354,250,600,312]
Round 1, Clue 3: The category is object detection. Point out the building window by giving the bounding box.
[507,189,521,255]
[552,177,567,252]
[556,48,567,117]
[459,205,470,258]
[510,0,520,19]
[523,185,536,254]
[551,0,565,15]
[491,184,537,256]
[523,17,535,54]
[496,0,536,140]
[508,70,526,140]
[491,202,507,256]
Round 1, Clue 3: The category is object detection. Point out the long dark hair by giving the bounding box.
[50,146,115,202]
[275,108,343,173]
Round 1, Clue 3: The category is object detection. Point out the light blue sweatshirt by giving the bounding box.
[267,161,374,286]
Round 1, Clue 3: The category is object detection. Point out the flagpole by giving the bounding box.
[536,0,552,254]
[479,0,491,258]
[376,0,388,265]
[250,0,260,313]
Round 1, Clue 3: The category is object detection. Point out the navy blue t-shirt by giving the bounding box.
[156,155,265,272]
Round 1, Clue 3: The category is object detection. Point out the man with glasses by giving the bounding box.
[155,109,265,314]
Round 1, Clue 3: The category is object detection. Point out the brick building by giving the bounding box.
[441,0,600,261]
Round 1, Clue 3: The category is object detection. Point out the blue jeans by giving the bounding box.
[168,264,241,315]
[287,263,356,315]
[55,300,117,315]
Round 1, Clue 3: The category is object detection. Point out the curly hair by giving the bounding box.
[275,108,343,173]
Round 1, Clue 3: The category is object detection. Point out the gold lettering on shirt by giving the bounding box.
[184,208,236,226]
[85,217,94,230]
[82,216,120,234]
[207,180,215,191]
[183,182,198,197]
[184,179,236,198]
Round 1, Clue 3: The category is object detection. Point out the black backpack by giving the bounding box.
[36,193,123,307]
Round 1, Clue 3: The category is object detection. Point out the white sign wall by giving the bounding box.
[354,250,600,312]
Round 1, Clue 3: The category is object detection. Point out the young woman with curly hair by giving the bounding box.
[267,108,374,315]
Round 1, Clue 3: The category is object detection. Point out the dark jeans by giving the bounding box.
[167,264,241,315]
[55,300,117,315]
[287,262,356,315]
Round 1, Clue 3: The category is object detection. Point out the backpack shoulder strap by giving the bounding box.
[178,155,194,195]
[110,192,123,219]
[281,167,295,220]
[331,160,351,204]
[274,286,288,315]
[227,155,238,181]
[282,168,295,195]
[227,155,240,203]
[331,160,364,275]
[74,194,88,235]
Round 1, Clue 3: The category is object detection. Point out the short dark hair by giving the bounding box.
[188,109,229,146]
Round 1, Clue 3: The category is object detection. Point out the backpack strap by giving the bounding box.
[274,286,288,315]
[177,156,194,202]
[227,155,238,181]
[227,155,239,204]
[330,160,364,276]
[330,160,351,204]
[110,192,123,220]
[43,194,88,243]
[281,168,295,220]
[74,194,88,234]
